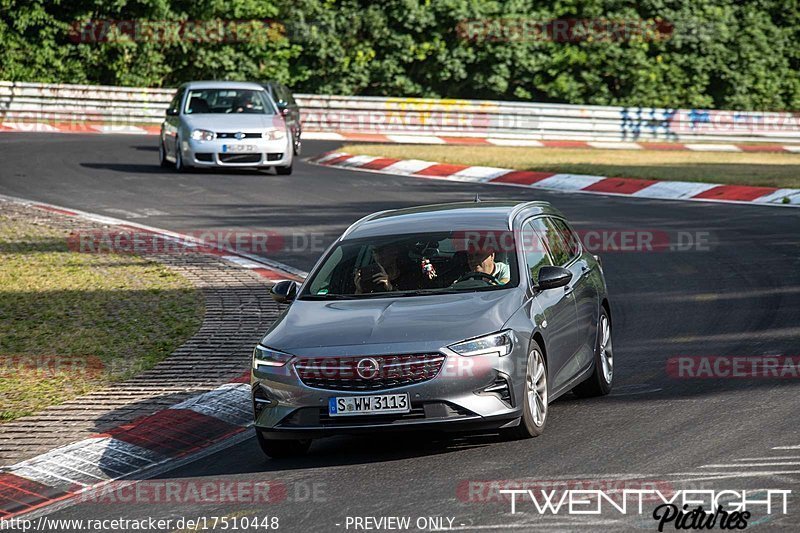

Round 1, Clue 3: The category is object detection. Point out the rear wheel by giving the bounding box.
[501,341,547,439]
[573,307,613,397]
[255,429,311,458]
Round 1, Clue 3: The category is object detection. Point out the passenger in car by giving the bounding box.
[354,243,432,293]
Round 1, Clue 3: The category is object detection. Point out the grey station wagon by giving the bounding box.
[252,201,613,457]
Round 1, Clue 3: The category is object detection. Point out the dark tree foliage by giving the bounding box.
[1,0,798,110]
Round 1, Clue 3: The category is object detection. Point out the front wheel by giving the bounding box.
[275,161,293,175]
[573,307,613,397]
[501,341,547,439]
[158,140,171,168]
[255,429,311,458]
[174,139,188,173]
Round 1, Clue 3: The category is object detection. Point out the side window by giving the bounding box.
[521,221,553,283]
[281,84,297,105]
[167,90,182,114]
[530,218,570,266]
[549,218,581,260]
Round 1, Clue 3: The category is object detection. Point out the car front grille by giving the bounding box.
[218,153,261,163]
[294,353,445,391]
[216,132,262,139]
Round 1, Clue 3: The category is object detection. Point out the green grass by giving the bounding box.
[340,144,800,188]
[0,214,204,422]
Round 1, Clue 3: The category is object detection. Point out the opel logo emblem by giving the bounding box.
[356,358,380,380]
[234,131,245,140]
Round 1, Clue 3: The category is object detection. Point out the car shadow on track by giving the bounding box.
[80,162,281,176]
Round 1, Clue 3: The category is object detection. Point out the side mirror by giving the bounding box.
[276,101,289,115]
[535,266,572,290]
[270,280,297,304]
[166,108,178,116]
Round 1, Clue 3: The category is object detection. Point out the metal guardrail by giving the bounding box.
[1,80,798,143]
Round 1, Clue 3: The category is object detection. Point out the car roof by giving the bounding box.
[342,201,563,240]
[179,81,267,91]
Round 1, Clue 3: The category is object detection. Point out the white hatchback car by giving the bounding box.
[159,81,294,174]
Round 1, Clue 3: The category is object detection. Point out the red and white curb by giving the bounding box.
[0,379,253,518]
[0,193,309,518]
[2,123,799,153]
[309,151,800,207]
[303,132,800,153]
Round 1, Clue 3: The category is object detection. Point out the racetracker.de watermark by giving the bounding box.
[75,480,326,504]
[667,356,800,379]
[68,19,285,44]
[452,229,713,254]
[0,354,105,379]
[67,229,329,255]
[457,18,673,42]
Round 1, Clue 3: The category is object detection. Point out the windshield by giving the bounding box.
[300,231,519,299]
[184,89,276,115]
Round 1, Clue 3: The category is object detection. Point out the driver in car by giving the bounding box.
[234,95,256,113]
[466,246,511,285]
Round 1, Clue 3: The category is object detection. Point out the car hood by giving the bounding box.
[261,289,524,357]
[182,114,283,131]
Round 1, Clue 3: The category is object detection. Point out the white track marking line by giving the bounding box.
[314,151,348,163]
[735,457,800,461]
[445,520,623,530]
[685,143,741,152]
[220,255,264,269]
[632,180,718,199]
[382,159,436,175]
[588,141,642,150]
[529,173,606,191]
[447,166,512,182]
[300,131,346,140]
[773,445,800,450]
[385,134,446,144]
[336,154,381,167]
[487,138,545,147]
[700,463,800,468]
[753,189,800,205]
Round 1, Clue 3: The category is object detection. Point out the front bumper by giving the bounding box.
[251,346,526,439]
[182,137,291,167]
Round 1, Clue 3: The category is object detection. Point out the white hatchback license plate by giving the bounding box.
[222,144,256,153]
[328,393,410,416]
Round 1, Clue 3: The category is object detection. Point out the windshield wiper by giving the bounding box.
[393,288,464,297]
[298,294,357,300]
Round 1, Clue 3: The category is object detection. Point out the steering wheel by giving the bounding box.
[453,271,500,286]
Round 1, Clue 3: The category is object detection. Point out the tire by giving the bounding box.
[275,161,293,175]
[293,133,302,156]
[255,429,311,458]
[573,307,613,398]
[174,139,188,173]
[501,340,548,439]
[158,140,170,168]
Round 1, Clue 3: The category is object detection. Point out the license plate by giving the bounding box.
[221,144,256,153]
[328,393,410,416]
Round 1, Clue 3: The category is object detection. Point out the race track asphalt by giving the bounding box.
[1,133,799,531]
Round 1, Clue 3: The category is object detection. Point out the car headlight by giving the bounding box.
[190,129,216,141]
[262,128,286,141]
[449,330,514,357]
[253,345,293,368]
